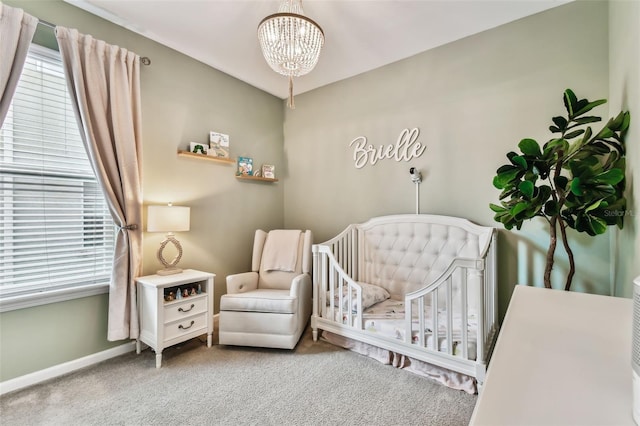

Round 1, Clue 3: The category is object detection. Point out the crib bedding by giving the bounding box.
[327,298,478,359]
[321,331,478,394]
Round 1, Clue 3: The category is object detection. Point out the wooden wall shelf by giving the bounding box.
[235,175,279,183]
[177,151,235,164]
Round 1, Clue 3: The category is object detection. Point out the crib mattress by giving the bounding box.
[327,298,477,359]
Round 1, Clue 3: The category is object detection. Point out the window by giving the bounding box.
[0,44,115,311]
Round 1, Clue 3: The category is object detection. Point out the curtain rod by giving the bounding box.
[37,19,151,65]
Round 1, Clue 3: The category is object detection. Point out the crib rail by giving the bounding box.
[312,230,364,329]
[404,257,486,363]
[314,224,359,279]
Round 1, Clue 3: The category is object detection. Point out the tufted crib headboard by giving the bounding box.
[356,215,494,300]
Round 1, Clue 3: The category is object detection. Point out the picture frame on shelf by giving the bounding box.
[189,142,208,155]
[237,156,253,176]
[209,131,230,158]
[262,164,275,179]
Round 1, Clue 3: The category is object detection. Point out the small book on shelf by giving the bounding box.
[209,131,230,158]
[262,164,275,179]
[237,156,253,176]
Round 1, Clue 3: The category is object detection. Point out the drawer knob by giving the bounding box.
[178,320,195,330]
[178,303,195,313]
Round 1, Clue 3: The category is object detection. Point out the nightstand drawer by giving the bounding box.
[164,296,207,323]
[163,313,207,342]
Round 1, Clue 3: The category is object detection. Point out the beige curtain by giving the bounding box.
[0,2,38,125]
[56,27,143,341]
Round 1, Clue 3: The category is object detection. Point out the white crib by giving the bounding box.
[311,214,498,391]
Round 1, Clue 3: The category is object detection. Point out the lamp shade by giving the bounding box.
[147,205,190,232]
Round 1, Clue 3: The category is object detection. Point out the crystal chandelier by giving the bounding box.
[258,0,324,109]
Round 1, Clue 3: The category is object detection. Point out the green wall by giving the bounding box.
[282,0,611,318]
[0,294,114,380]
[0,0,284,382]
[609,0,640,298]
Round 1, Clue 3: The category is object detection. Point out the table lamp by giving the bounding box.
[147,203,190,275]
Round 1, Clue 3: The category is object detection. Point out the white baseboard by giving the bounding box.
[0,341,136,396]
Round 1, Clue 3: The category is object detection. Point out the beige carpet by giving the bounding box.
[0,326,477,425]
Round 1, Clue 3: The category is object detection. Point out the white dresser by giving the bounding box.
[136,269,215,368]
[470,285,635,426]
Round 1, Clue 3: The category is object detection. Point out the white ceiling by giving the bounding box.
[64,0,571,99]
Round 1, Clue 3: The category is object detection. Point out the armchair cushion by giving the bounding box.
[219,289,296,314]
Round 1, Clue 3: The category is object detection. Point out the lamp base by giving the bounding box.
[157,267,183,276]
[156,233,184,276]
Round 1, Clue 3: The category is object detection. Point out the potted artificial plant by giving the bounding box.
[490,89,630,291]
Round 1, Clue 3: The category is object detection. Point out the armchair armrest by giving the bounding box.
[226,272,259,294]
[289,273,311,297]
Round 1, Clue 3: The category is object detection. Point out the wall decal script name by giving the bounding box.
[349,128,425,169]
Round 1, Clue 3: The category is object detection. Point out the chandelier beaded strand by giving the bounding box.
[258,0,324,109]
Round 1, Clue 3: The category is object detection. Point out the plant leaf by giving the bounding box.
[570,177,583,196]
[489,203,506,213]
[589,216,608,235]
[594,168,624,185]
[621,111,631,133]
[564,129,585,140]
[518,138,542,156]
[572,116,602,126]
[518,180,534,199]
[544,200,559,216]
[511,155,527,169]
[510,202,529,217]
[493,168,521,189]
[585,200,603,213]
[552,116,567,133]
[595,126,614,139]
[554,176,569,190]
[573,99,606,117]
[563,89,577,117]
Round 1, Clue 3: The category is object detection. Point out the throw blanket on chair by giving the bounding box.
[262,230,301,272]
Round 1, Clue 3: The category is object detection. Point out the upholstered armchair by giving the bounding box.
[219,229,313,349]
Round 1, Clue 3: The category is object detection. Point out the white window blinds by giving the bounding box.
[0,44,115,299]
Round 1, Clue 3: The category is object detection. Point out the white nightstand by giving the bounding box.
[135,269,215,368]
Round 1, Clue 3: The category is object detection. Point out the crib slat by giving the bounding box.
[345,277,351,326]
[313,249,318,319]
[476,274,485,364]
[461,268,469,360]
[418,297,425,347]
[321,253,328,318]
[446,276,453,355]
[337,271,343,322]
[485,267,490,354]
[346,231,352,277]
[432,291,438,351]
[352,229,356,278]
[330,256,336,315]
[405,298,413,345]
